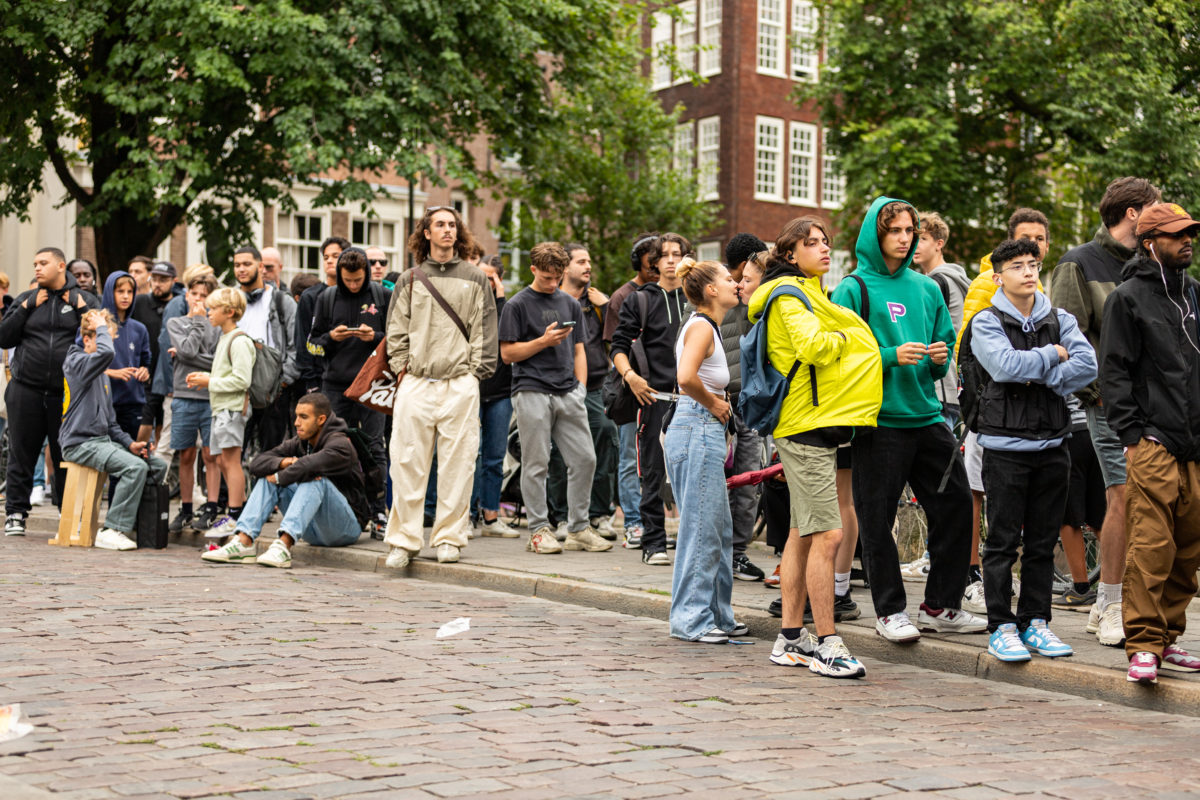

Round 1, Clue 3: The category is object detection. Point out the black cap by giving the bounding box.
[150,261,177,278]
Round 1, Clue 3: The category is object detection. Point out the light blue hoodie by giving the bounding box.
[970,289,1096,451]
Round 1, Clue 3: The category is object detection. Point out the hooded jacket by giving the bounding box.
[59,326,134,451]
[829,196,955,428]
[386,256,497,382]
[1100,253,1200,462]
[308,265,390,391]
[927,262,971,408]
[1049,225,1133,405]
[0,271,100,391]
[248,414,369,526]
[131,282,183,379]
[610,281,688,391]
[970,289,1096,452]
[956,254,1043,359]
[748,269,882,439]
[96,271,152,408]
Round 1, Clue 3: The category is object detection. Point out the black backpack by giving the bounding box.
[957,305,1061,434]
[343,427,385,501]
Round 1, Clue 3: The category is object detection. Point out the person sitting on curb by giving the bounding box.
[202,392,368,568]
[60,309,167,551]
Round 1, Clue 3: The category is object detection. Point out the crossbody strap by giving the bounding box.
[411,268,468,340]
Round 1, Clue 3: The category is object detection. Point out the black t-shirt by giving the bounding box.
[498,286,583,395]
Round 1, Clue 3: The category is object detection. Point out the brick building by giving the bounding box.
[647,0,851,282]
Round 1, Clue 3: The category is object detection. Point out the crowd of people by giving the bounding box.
[3,180,1199,686]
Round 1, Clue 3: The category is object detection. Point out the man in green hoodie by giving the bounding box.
[830,196,986,643]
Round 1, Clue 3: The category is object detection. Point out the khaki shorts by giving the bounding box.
[210,409,248,451]
[775,438,842,537]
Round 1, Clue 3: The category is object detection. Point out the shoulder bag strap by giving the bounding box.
[411,268,468,340]
[848,273,870,322]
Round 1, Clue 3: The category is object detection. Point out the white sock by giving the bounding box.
[834,572,850,597]
[1098,582,1122,610]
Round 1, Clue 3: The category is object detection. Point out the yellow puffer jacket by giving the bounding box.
[747,276,882,438]
[956,253,1044,356]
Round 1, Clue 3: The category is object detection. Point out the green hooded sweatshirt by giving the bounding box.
[829,196,954,428]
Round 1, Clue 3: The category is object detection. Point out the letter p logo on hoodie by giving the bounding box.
[887,301,906,323]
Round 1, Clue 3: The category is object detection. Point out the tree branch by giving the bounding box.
[37,113,91,207]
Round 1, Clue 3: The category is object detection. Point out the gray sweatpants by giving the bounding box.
[62,436,168,535]
[513,386,596,534]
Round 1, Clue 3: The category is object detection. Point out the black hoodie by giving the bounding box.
[307,268,391,391]
[0,272,100,391]
[248,414,369,526]
[1100,252,1200,461]
[610,281,687,392]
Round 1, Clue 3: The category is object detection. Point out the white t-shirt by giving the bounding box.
[237,285,275,347]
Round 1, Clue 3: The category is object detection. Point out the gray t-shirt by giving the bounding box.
[498,286,583,395]
[166,315,220,401]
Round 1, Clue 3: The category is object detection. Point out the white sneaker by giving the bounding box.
[917,606,988,634]
[29,486,47,506]
[201,536,256,563]
[591,515,618,541]
[810,635,867,679]
[565,527,613,552]
[876,612,921,642]
[480,517,519,538]
[769,630,817,667]
[385,546,416,569]
[554,521,568,542]
[436,544,460,563]
[4,514,26,536]
[256,540,292,569]
[962,580,987,614]
[899,555,930,582]
[204,515,237,539]
[94,528,137,551]
[1097,601,1125,647]
[1086,602,1102,634]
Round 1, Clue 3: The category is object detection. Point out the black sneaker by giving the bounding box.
[834,591,861,621]
[768,597,782,617]
[732,553,765,582]
[194,504,220,532]
[168,510,193,535]
[4,513,26,536]
[1052,585,1098,610]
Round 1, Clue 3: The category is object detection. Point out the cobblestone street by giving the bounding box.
[3,538,1200,799]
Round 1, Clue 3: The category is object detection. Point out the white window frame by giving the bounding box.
[674,122,695,181]
[697,115,720,201]
[827,250,851,288]
[821,128,845,210]
[275,209,328,284]
[756,0,787,77]
[699,0,722,77]
[674,0,697,84]
[651,11,672,90]
[351,217,402,265]
[450,192,469,227]
[697,241,721,262]
[791,0,819,82]
[788,121,818,206]
[754,116,785,202]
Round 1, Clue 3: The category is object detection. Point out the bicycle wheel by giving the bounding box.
[1052,525,1100,594]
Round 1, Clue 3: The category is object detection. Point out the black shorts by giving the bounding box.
[140,393,165,428]
[836,443,852,471]
[1064,429,1106,530]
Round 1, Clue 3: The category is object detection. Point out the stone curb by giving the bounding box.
[266,536,1200,717]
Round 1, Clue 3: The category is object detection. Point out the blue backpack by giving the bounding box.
[737,284,814,434]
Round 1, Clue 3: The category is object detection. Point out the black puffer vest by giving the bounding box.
[976,307,1069,441]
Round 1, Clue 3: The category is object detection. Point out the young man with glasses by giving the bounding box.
[1100,203,1200,685]
[967,239,1096,662]
[1050,176,1161,647]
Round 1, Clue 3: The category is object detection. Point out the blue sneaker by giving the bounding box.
[1020,619,1074,658]
[988,623,1031,662]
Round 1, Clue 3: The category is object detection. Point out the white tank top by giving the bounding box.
[675,313,729,394]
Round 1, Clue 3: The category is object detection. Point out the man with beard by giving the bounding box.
[232,246,298,452]
[0,247,99,533]
[1100,203,1200,685]
[133,261,183,448]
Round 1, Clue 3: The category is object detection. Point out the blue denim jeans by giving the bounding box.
[663,397,735,640]
[471,397,513,516]
[617,421,642,529]
[236,478,361,546]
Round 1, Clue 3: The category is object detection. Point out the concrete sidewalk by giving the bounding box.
[24,504,1200,716]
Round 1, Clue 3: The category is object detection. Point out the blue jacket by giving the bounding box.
[96,272,152,407]
[971,290,1096,451]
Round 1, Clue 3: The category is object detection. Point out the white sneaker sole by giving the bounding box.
[769,653,812,667]
[257,559,292,569]
[875,621,921,643]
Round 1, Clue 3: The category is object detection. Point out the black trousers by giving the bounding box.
[245,390,293,455]
[636,399,671,553]
[5,382,66,515]
[982,444,1070,631]
[851,423,973,616]
[327,387,386,515]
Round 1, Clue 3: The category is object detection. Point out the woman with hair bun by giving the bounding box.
[663,258,744,643]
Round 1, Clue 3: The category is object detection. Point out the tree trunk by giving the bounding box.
[91,206,168,280]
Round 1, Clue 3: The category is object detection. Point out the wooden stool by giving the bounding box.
[49,462,107,547]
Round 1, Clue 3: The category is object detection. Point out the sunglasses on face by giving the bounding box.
[370,258,388,266]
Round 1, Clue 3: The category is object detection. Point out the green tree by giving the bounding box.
[501,20,719,292]
[803,0,1200,267]
[0,0,620,275]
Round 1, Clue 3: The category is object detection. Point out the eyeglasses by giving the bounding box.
[370,258,388,266]
[1001,261,1042,274]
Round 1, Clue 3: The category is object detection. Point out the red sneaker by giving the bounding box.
[1163,644,1200,673]
[1127,651,1159,685]
[764,564,781,589]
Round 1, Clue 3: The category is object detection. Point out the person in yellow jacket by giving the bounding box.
[956,208,1052,615]
[748,216,881,679]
